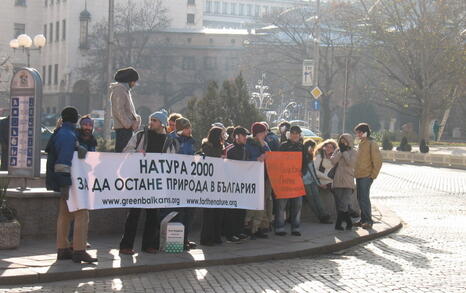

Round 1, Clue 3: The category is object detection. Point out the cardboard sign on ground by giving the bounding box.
[265,152,306,199]
[160,211,184,253]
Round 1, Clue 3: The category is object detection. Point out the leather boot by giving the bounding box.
[335,212,344,231]
[344,212,353,230]
[72,250,97,264]
[57,248,73,260]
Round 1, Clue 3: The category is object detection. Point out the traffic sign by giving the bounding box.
[311,86,322,99]
[313,100,320,111]
[302,59,314,87]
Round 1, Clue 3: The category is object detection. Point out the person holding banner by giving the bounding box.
[245,122,271,239]
[302,139,333,224]
[200,126,226,246]
[162,117,197,250]
[275,126,305,236]
[110,67,142,152]
[224,126,250,242]
[118,110,168,255]
[314,139,338,196]
[51,107,97,264]
[330,134,358,230]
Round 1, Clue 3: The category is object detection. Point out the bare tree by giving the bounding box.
[241,2,361,137]
[79,0,169,106]
[358,0,466,142]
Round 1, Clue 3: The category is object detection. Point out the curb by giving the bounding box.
[0,215,402,286]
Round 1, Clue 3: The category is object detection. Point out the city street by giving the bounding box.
[2,162,466,292]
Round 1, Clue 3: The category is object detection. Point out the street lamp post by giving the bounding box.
[250,74,273,110]
[9,34,46,67]
[278,101,297,121]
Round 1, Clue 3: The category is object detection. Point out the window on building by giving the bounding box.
[62,19,66,40]
[43,24,47,39]
[13,23,25,38]
[159,56,173,70]
[44,0,47,6]
[15,0,27,7]
[230,3,236,15]
[205,0,212,13]
[214,1,220,14]
[230,39,236,44]
[263,6,269,16]
[187,14,195,24]
[54,64,58,85]
[48,65,52,85]
[247,4,253,16]
[49,22,53,43]
[239,4,244,16]
[255,5,260,16]
[187,37,192,43]
[187,0,195,5]
[50,0,54,5]
[225,57,238,71]
[42,66,46,85]
[182,56,196,70]
[55,21,60,42]
[204,56,217,70]
[222,2,228,14]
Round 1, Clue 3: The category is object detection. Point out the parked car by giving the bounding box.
[270,126,323,144]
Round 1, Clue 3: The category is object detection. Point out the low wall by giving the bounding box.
[6,187,358,239]
[381,150,466,168]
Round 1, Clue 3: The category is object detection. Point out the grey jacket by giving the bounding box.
[330,133,358,189]
[109,82,141,130]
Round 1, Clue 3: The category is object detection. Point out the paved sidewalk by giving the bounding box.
[0,206,401,286]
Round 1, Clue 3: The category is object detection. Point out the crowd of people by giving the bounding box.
[46,67,383,264]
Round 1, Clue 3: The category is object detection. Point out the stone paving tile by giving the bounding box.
[1,163,466,292]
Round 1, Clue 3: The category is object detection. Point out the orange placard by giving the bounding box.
[265,152,306,199]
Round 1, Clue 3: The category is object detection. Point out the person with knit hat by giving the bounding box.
[161,117,197,250]
[275,126,305,236]
[224,126,250,242]
[66,114,98,248]
[118,109,168,255]
[244,122,271,239]
[109,66,142,152]
[47,106,97,264]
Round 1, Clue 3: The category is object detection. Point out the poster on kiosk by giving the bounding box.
[8,68,42,178]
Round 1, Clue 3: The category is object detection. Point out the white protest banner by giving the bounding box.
[68,152,264,212]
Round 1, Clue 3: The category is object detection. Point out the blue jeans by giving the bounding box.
[356,177,373,224]
[275,197,303,233]
[304,183,328,219]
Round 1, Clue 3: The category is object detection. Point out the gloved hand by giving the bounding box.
[339,143,347,152]
[77,145,88,159]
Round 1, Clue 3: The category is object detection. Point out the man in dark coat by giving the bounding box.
[119,110,168,255]
[224,126,250,242]
[275,126,305,236]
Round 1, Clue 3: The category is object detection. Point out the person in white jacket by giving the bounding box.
[109,67,142,152]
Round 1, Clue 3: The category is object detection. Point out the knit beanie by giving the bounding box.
[79,116,94,127]
[114,67,139,83]
[61,106,79,123]
[149,109,168,126]
[175,117,191,132]
[251,122,267,137]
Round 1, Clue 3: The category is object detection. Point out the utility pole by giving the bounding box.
[103,0,114,142]
[342,55,349,132]
[313,0,320,90]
